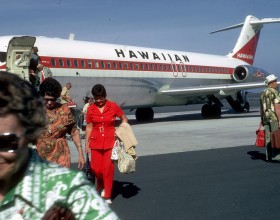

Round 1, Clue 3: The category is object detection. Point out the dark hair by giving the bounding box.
[0,71,46,142]
[32,46,38,53]
[91,84,107,97]
[39,78,62,99]
[83,96,90,102]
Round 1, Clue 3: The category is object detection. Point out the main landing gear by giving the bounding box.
[201,103,222,118]
[135,107,154,121]
[201,95,223,118]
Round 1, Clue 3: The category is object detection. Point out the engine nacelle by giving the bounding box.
[232,65,267,83]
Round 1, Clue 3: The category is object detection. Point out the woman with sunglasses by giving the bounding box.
[36,77,85,169]
[85,84,128,204]
[0,71,118,219]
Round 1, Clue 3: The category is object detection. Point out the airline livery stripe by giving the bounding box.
[40,56,234,75]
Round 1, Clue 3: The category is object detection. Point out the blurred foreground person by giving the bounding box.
[37,78,85,168]
[0,72,119,219]
[86,84,128,204]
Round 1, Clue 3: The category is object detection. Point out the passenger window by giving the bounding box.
[88,60,92,68]
[124,63,128,69]
[181,65,185,72]
[66,59,71,67]
[119,62,123,69]
[146,64,149,70]
[95,61,99,68]
[141,63,144,70]
[135,63,139,70]
[51,58,56,67]
[130,63,134,69]
[59,58,64,67]
[81,60,86,68]
[74,60,78,67]
[107,62,111,69]
[113,62,117,69]
[101,61,105,69]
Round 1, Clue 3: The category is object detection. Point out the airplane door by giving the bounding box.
[6,36,36,80]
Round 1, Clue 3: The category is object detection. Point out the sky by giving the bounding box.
[1,0,280,75]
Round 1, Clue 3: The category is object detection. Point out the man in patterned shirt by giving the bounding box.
[0,71,119,220]
[260,74,280,161]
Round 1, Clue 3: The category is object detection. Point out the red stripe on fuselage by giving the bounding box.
[40,56,234,75]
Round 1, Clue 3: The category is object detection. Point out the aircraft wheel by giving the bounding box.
[135,108,154,121]
[201,104,221,118]
[212,104,221,117]
[201,104,211,118]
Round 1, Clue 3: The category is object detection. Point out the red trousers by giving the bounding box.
[90,148,114,199]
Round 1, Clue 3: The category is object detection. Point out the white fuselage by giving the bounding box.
[0,36,259,108]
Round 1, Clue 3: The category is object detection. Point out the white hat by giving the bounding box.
[265,74,278,85]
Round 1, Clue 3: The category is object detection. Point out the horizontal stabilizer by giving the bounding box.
[210,17,280,34]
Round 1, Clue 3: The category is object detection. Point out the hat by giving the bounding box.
[265,74,278,85]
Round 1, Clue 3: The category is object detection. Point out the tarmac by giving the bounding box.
[68,94,280,219]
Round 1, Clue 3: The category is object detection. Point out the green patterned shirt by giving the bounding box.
[0,150,119,220]
[260,87,280,124]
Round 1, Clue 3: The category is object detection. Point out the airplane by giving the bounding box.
[0,15,279,121]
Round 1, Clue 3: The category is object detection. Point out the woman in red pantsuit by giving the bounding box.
[85,84,128,204]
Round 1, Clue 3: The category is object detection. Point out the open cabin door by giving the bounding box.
[6,36,36,80]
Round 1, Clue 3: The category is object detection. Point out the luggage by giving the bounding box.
[255,123,265,147]
[271,129,280,149]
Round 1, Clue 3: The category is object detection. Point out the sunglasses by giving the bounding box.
[0,133,20,153]
[44,97,57,102]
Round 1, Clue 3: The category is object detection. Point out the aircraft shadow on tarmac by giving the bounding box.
[127,109,260,125]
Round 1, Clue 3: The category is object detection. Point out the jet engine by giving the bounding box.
[232,65,267,83]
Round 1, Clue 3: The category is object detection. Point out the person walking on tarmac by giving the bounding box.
[85,84,128,204]
[260,74,280,161]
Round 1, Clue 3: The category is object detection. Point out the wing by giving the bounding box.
[160,82,267,97]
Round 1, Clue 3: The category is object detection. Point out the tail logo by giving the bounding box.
[253,69,264,78]
[232,31,260,65]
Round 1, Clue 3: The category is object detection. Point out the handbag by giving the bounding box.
[117,140,136,174]
[111,139,121,160]
[255,123,265,147]
[83,153,95,184]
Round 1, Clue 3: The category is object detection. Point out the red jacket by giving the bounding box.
[86,100,124,150]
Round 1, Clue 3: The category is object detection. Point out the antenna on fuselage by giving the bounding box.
[68,33,75,40]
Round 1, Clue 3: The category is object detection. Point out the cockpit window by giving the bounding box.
[0,52,7,62]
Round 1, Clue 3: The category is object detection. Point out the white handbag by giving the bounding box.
[117,141,136,174]
[111,139,121,160]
